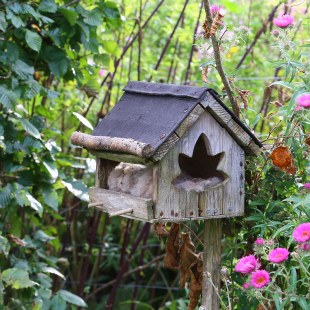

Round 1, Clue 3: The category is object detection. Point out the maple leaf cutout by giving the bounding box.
[179,233,198,288]
[269,146,296,175]
[163,223,180,270]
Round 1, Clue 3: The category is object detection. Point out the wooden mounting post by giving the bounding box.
[202,218,222,309]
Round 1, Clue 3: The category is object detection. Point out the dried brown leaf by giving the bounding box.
[153,222,169,238]
[237,89,250,110]
[211,12,224,35]
[188,253,203,310]
[201,67,211,84]
[269,146,296,175]
[179,233,197,288]
[163,223,180,270]
[256,301,275,310]
[202,20,211,38]
[7,234,26,247]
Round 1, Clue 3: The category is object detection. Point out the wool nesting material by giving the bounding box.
[107,162,153,198]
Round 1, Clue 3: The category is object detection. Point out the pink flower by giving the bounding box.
[268,248,290,263]
[98,69,105,77]
[293,223,310,243]
[250,270,270,289]
[210,4,220,14]
[255,238,264,245]
[271,29,280,37]
[243,282,250,289]
[235,255,259,274]
[273,15,294,28]
[304,183,310,189]
[298,243,310,251]
[296,94,310,110]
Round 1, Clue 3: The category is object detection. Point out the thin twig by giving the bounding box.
[184,0,204,84]
[203,0,239,116]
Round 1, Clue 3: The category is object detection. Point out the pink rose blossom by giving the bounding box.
[250,270,270,289]
[293,223,310,243]
[243,282,250,289]
[298,243,310,251]
[295,94,310,110]
[304,183,310,189]
[255,238,264,245]
[268,248,290,263]
[273,15,294,28]
[235,255,259,274]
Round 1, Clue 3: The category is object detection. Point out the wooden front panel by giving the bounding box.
[154,111,245,220]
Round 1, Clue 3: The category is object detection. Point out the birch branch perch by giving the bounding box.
[71,132,154,158]
[202,0,240,117]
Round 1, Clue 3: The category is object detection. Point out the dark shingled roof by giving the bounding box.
[91,81,262,155]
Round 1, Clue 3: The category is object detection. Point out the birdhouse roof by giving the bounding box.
[71,81,262,161]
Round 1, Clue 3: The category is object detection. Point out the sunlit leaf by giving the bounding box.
[2,268,39,289]
[58,290,87,307]
[72,112,94,130]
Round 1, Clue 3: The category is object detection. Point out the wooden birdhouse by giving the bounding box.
[71,82,261,222]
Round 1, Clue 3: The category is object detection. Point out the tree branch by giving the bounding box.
[202,0,239,117]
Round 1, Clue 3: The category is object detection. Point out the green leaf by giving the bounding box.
[25,30,42,52]
[83,9,102,26]
[12,59,34,80]
[0,11,7,32]
[10,14,25,28]
[298,298,309,310]
[270,81,295,91]
[25,193,43,216]
[102,40,120,57]
[42,187,58,211]
[72,112,94,130]
[34,230,55,242]
[94,54,110,67]
[42,160,58,180]
[2,268,38,289]
[62,179,89,202]
[0,86,17,108]
[19,118,41,140]
[0,185,12,207]
[59,8,77,26]
[43,46,70,78]
[0,236,10,257]
[273,294,281,310]
[51,295,66,310]
[38,0,57,13]
[58,290,87,307]
[42,267,65,280]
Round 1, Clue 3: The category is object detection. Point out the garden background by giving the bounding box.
[0,0,309,309]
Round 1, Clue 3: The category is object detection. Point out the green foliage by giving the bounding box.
[0,0,121,308]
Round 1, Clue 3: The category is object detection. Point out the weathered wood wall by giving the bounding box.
[154,110,245,220]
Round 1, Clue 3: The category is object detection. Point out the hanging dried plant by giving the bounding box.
[163,223,180,270]
[202,20,211,38]
[188,252,203,310]
[201,66,211,84]
[179,233,197,288]
[269,146,296,175]
[237,89,250,110]
[153,222,169,238]
[210,11,224,35]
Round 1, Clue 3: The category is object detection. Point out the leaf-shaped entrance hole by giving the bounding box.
[172,135,228,192]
